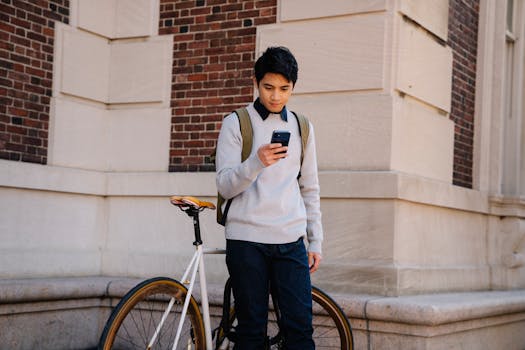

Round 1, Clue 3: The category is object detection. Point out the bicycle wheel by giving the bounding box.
[225,285,353,349]
[267,286,354,350]
[265,286,353,349]
[310,286,353,349]
[99,277,205,350]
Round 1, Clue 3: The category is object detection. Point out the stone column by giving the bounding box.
[255,0,501,296]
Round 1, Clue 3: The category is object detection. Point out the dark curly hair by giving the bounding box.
[254,46,298,86]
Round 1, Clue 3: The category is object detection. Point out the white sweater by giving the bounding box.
[215,103,323,254]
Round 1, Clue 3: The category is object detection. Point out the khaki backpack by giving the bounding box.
[215,107,310,226]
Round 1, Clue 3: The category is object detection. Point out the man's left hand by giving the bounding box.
[308,252,322,274]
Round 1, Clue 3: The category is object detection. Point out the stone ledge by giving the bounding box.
[2,276,524,326]
[0,276,117,304]
[0,276,226,308]
[364,290,525,326]
[329,289,525,325]
[2,277,525,349]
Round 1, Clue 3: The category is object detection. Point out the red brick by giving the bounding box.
[0,0,69,165]
[254,16,276,25]
[174,33,194,42]
[201,132,219,139]
[191,7,211,16]
[175,1,194,10]
[172,132,190,140]
[8,107,28,117]
[223,3,243,12]
[184,140,204,148]
[0,22,16,33]
[7,124,27,135]
[188,40,208,50]
[184,124,205,131]
[185,107,206,114]
[238,10,259,19]
[205,13,227,22]
[23,136,41,146]
[10,17,31,29]
[186,90,207,98]
[25,66,45,78]
[203,63,224,72]
[259,8,273,16]
[159,0,277,171]
[201,97,223,106]
[448,0,478,188]
[256,0,276,8]
[170,149,189,157]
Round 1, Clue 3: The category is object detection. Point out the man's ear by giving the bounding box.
[252,76,258,87]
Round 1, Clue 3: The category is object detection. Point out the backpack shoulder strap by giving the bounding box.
[234,107,253,162]
[217,107,252,226]
[292,111,310,165]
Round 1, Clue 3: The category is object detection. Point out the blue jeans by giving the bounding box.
[226,238,314,350]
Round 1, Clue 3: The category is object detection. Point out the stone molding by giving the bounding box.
[0,159,495,215]
[1,276,525,349]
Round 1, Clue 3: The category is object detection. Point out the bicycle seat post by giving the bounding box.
[186,208,203,246]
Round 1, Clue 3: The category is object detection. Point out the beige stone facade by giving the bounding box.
[1,0,525,349]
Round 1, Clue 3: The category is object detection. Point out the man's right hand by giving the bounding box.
[257,143,288,167]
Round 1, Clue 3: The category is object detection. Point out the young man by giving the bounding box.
[215,46,323,349]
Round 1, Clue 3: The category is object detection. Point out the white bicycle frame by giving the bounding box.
[147,244,226,350]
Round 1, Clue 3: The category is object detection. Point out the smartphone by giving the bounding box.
[271,130,291,154]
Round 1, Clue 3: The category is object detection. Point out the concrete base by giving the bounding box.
[1,277,525,350]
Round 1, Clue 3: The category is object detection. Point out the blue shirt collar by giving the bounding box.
[254,98,288,122]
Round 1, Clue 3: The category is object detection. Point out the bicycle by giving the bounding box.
[98,195,353,349]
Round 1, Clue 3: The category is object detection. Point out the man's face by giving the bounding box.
[255,73,294,113]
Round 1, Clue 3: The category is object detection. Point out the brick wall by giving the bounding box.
[159,0,277,172]
[0,0,69,163]
[448,0,479,188]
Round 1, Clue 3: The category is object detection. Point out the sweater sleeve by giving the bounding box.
[298,123,324,254]
[215,113,266,200]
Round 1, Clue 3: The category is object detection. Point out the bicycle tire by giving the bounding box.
[224,285,353,349]
[310,286,353,349]
[98,277,205,350]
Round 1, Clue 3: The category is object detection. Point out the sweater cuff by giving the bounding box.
[246,151,266,173]
[308,240,322,255]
